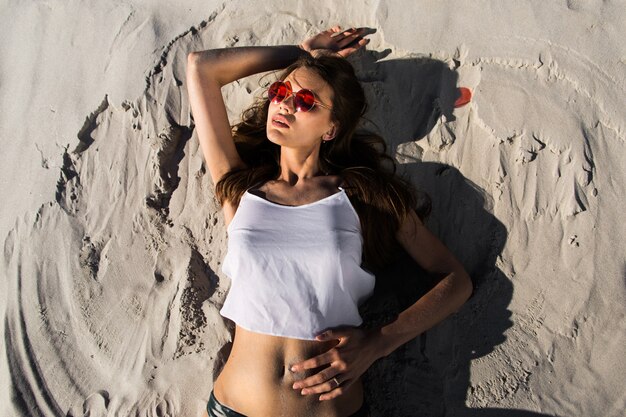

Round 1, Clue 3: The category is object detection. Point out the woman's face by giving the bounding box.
[266,67,336,150]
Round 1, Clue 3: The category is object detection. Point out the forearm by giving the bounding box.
[187,45,309,86]
[373,269,473,358]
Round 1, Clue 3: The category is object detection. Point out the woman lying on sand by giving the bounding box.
[186,25,473,417]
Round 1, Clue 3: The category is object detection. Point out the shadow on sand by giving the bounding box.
[356,38,557,417]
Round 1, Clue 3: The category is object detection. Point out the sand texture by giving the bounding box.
[1,1,625,416]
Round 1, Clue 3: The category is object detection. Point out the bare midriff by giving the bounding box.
[212,325,365,417]
[213,180,364,416]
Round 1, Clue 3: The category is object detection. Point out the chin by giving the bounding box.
[266,129,278,144]
[266,127,287,146]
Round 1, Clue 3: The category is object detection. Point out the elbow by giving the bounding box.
[187,51,213,69]
[187,51,202,68]
[186,51,222,85]
[186,52,199,76]
[187,49,222,65]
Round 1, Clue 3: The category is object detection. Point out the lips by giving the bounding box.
[272,115,291,128]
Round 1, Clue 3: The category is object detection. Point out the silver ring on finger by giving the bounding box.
[331,376,341,388]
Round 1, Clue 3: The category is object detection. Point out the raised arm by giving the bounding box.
[185,45,308,188]
[185,26,369,194]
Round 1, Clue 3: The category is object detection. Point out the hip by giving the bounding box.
[207,388,369,417]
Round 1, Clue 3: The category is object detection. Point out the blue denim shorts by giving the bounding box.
[207,389,370,416]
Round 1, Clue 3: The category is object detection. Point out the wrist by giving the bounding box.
[366,326,391,360]
[296,43,312,59]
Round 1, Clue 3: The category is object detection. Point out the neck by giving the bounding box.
[276,145,325,186]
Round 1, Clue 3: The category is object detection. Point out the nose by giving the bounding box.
[278,93,296,113]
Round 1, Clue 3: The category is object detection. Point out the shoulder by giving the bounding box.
[222,180,266,228]
[223,198,238,230]
[333,174,346,189]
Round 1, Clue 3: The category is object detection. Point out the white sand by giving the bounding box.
[1,1,625,416]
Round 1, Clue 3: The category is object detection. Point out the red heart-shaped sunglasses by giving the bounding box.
[267,80,332,113]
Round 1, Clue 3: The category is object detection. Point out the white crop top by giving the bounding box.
[220,186,376,340]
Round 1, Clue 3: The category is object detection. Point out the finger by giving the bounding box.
[316,328,352,341]
[338,38,370,58]
[337,32,364,48]
[291,351,334,372]
[293,368,340,391]
[317,330,354,349]
[319,379,353,401]
[300,377,345,395]
[330,28,358,38]
[356,38,371,49]
[330,25,342,33]
[300,379,338,395]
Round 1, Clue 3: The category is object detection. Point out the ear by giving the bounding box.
[323,124,338,141]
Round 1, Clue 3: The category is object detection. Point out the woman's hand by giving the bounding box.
[290,326,384,401]
[299,26,370,58]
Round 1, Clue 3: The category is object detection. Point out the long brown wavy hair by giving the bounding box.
[215,53,431,274]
